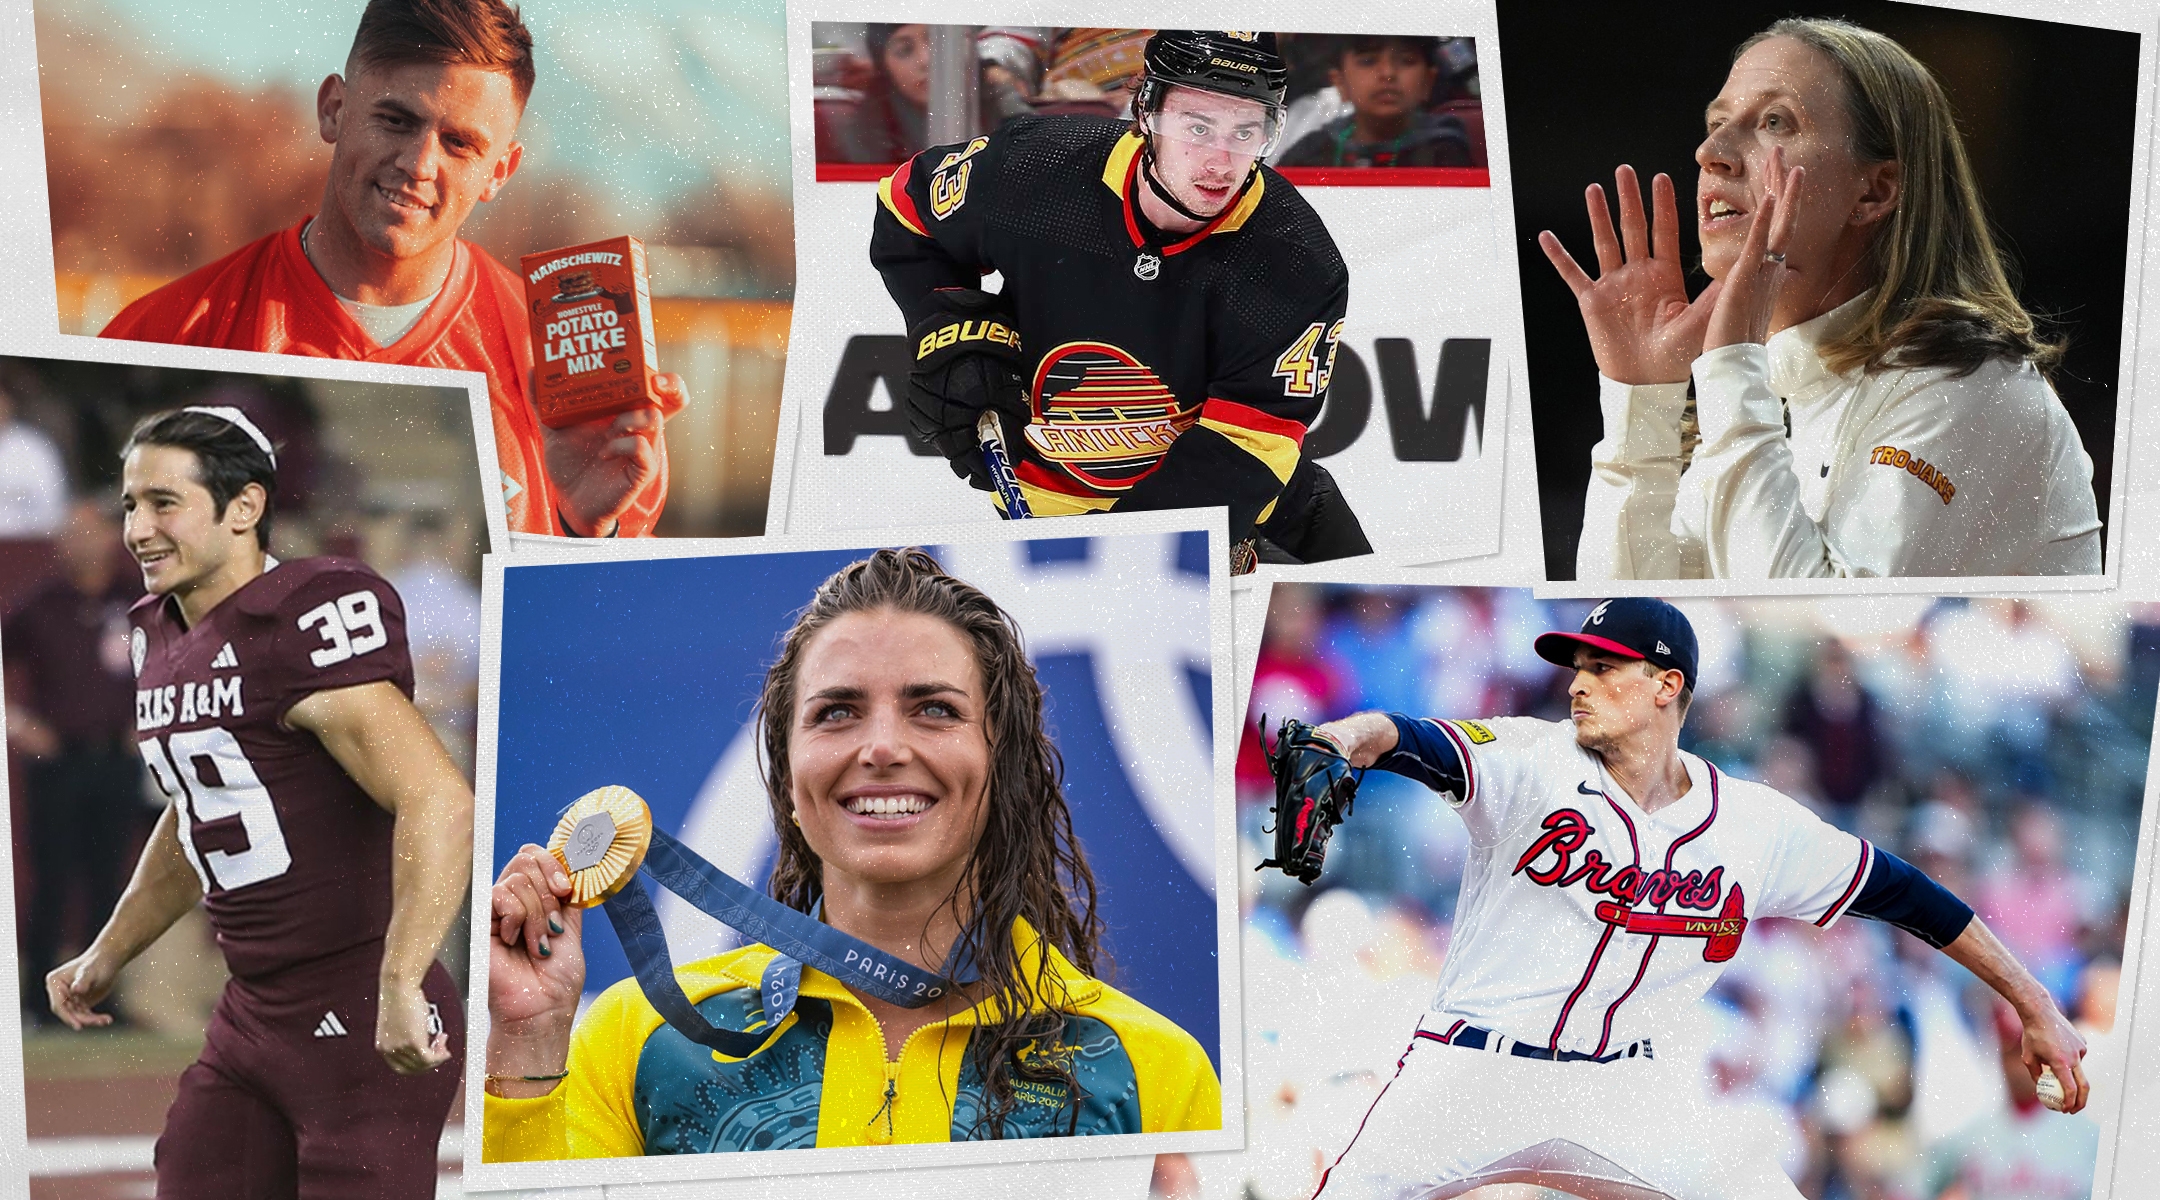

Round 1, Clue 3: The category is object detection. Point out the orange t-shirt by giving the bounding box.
[101,219,668,537]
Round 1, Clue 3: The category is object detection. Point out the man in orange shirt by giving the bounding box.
[102,0,676,537]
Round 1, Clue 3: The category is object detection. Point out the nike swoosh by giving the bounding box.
[1577,781,1600,796]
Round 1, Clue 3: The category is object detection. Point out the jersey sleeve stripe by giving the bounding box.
[1196,419,1300,483]
[1815,839,1874,927]
[1197,397,1307,484]
[1427,718,1478,805]
[878,160,929,238]
[1199,396,1309,441]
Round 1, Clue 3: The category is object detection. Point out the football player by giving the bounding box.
[100,0,681,538]
[47,406,472,1198]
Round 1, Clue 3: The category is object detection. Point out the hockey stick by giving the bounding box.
[977,409,1033,519]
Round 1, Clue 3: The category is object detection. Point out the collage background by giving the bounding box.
[0,0,2158,1196]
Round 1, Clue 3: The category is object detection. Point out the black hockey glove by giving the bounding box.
[904,289,1031,491]
[1258,717,1359,885]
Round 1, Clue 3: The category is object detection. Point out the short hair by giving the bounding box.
[348,0,536,109]
[122,409,279,550]
[1339,34,1440,68]
[1737,19,2060,377]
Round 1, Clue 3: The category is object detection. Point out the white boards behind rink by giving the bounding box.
[771,3,1522,572]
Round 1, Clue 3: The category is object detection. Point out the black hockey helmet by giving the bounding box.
[1137,30,1289,114]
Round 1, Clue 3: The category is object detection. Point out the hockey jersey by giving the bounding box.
[871,116,1349,539]
[101,220,670,537]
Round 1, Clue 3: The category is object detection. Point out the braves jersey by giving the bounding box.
[1386,716,1873,1057]
[871,116,1349,539]
[101,219,670,537]
[130,558,412,980]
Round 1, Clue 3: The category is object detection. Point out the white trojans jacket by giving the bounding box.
[1577,295,2103,579]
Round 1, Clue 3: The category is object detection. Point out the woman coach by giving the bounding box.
[1541,17,2102,579]
[481,549,1218,1156]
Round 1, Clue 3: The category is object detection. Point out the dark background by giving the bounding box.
[1497,0,2139,579]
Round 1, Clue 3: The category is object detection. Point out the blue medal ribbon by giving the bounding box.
[598,826,979,1057]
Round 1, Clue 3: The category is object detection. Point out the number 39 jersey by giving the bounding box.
[129,557,414,980]
[1397,716,1874,1058]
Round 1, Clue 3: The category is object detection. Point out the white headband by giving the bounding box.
[181,406,278,470]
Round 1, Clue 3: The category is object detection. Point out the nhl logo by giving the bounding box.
[130,627,147,677]
[1133,252,1162,281]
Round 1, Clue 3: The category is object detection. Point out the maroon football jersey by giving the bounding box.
[130,557,414,980]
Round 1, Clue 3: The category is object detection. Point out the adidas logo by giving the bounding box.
[210,643,239,670]
[313,1010,349,1038]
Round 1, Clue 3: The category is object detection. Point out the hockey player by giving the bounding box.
[870,29,1371,567]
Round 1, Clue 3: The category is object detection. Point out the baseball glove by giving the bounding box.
[1258,717,1358,885]
[904,288,1031,491]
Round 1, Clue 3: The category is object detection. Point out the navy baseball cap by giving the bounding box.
[1534,598,1699,692]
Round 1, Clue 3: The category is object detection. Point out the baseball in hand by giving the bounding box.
[2035,1065,2068,1112]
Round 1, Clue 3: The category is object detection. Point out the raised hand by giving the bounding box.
[1539,166,1719,386]
[486,843,586,1093]
[1704,148,1803,353]
[538,371,684,536]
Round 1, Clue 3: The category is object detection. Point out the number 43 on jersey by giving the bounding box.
[1274,319,1346,398]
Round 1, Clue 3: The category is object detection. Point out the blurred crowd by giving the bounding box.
[812,25,1486,171]
[1218,585,2148,1200]
[0,365,484,1031]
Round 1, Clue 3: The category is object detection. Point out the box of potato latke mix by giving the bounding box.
[520,235,659,428]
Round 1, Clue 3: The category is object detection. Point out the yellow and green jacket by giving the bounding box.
[483,920,1220,1159]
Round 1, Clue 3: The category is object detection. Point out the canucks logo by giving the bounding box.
[1022,342,1194,492]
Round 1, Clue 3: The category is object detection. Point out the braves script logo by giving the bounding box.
[1514,808,1723,905]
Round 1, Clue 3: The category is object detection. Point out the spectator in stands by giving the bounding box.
[3,497,144,1023]
[1784,640,1888,824]
[976,27,1049,102]
[1976,804,2088,1003]
[385,510,483,772]
[825,24,1033,164]
[1037,28,1152,117]
[1322,589,1421,716]
[1241,585,1348,804]
[1275,36,1472,169]
[0,381,68,537]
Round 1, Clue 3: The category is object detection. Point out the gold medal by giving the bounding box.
[546,785,655,907]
